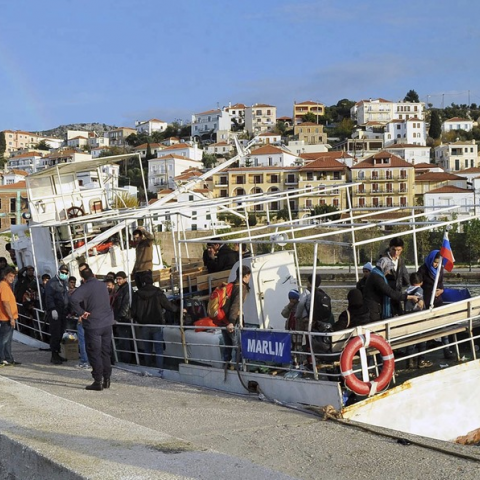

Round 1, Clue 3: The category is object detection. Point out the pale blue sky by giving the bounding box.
[1,0,479,132]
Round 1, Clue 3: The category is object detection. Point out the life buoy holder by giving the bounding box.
[67,206,85,218]
[340,332,395,396]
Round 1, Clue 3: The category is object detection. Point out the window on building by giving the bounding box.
[220,189,228,197]
[455,159,460,170]
[400,183,406,192]
[372,170,378,180]
[333,198,339,207]
[358,171,365,180]
[191,224,197,231]
[372,183,379,193]
[400,197,407,207]
[373,197,379,207]
[271,174,279,183]
[358,184,365,194]
[387,197,393,207]
[400,169,407,179]
[219,175,228,185]
[10,198,16,213]
[253,174,263,183]
[386,183,393,193]
[306,199,313,208]
[236,176,245,184]
[333,172,341,180]
[268,157,273,166]
[189,195,194,201]
[286,174,295,183]
[359,197,365,207]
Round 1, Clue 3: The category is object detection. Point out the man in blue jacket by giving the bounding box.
[70,263,114,391]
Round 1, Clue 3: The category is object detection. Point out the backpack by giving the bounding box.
[207,282,234,325]
[306,288,332,323]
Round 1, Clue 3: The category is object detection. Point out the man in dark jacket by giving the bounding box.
[112,271,133,363]
[203,238,238,273]
[131,277,179,370]
[45,265,70,365]
[70,263,115,391]
[382,237,409,315]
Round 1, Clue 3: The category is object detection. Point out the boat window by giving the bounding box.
[55,174,76,195]
[28,176,54,200]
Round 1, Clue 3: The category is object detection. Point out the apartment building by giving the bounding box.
[424,186,474,220]
[157,143,203,161]
[106,127,136,147]
[414,172,466,202]
[191,109,231,143]
[2,130,41,157]
[0,181,28,231]
[134,143,165,159]
[434,140,478,172]
[147,155,202,192]
[67,136,88,149]
[351,98,425,125]
[293,100,325,125]
[350,151,415,208]
[6,151,46,174]
[244,104,277,136]
[205,141,233,156]
[245,145,299,168]
[384,117,427,146]
[384,143,431,165]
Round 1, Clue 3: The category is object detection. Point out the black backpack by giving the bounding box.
[306,287,332,324]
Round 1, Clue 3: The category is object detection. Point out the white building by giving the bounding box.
[67,136,88,149]
[245,104,277,136]
[424,185,473,220]
[351,98,425,125]
[6,151,46,174]
[134,143,165,159]
[434,140,479,172]
[153,190,225,232]
[384,143,431,165]
[157,143,203,161]
[442,117,474,133]
[88,134,109,149]
[384,117,427,146]
[245,145,299,167]
[135,118,168,135]
[285,141,329,156]
[206,141,233,156]
[2,169,28,185]
[148,155,203,192]
[191,109,232,143]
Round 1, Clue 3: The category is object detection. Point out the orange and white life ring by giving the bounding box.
[340,332,394,396]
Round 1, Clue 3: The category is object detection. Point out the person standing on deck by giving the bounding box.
[382,237,409,316]
[70,263,114,391]
[45,265,70,365]
[0,267,21,366]
[203,238,238,273]
[132,226,154,288]
[356,262,373,295]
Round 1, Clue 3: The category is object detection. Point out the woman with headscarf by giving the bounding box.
[417,250,454,359]
[363,257,418,322]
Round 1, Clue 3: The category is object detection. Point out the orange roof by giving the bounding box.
[351,151,413,169]
[299,151,353,162]
[209,141,229,146]
[296,122,320,126]
[134,143,163,150]
[387,143,428,149]
[299,158,346,171]
[295,100,324,106]
[355,98,391,106]
[415,172,465,181]
[426,186,472,194]
[258,132,280,137]
[460,167,480,174]
[0,181,26,189]
[9,151,43,158]
[8,169,28,176]
[194,109,221,116]
[226,166,297,172]
[414,162,439,170]
[226,103,247,110]
[161,143,192,151]
[277,116,293,121]
[251,103,274,108]
[445,117,471,122]
[249,145,286,155]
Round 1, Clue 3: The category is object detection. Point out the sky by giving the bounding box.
[1,0,480,133]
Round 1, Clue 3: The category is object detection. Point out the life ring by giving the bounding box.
[340,332,395,396]
[67,206,85,218]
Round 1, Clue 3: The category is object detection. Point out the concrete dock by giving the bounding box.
[1,341,480,479]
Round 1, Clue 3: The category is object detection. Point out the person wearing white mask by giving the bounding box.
[45,265,70,365]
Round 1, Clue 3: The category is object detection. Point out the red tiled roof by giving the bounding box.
[415,172,465,181]
[8,169,28,175]
[249,145,286,155]
[9,151,43,158]
[134,143,163,150]
[387,143,428,149]
[226,103,246,110]
[259,132,280,136]
[460,167,480,174]
[161,143,192,151]
[299,158,346,171]
[251,103,274,108]
[299,151,353,162]
[445,117,471,122]
[351,151,413,169]
[426,186,472,194]
[414,162,437,169]
[194,109,221,116]
[356,98,391,106]
[0,181,26,189]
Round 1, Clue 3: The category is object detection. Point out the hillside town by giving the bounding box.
[1,94,479,233]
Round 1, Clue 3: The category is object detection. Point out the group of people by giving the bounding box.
[282,237,453,370]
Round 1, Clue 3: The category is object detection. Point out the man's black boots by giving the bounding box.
[86,381,103,391]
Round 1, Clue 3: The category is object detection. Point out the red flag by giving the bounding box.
[440,232,455,272]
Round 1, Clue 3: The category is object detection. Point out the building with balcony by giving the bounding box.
[434,140,478,172]
[191,109,232,143]
[351,98,425,126]
[350,151,415,209]
[157,142,203,161]
[205,141,233,156]
[0,181,28,232]
[147,155,202,193]
[87,134,109,149]
[293,100,325,125]
[6,151,45,174]
[414,172,466,203]
[67,136,88,149]
[244,103,277,135]
[2,130,41,157]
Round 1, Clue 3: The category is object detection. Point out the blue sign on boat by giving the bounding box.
[241,331,291,363]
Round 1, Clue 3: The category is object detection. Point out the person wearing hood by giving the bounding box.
[417,250,454,359]
[356,262,373,294]
[363,257,419,322]
[333,288,371,331]
[70,263,115,391]
[131,276,180,371]
[45,265,70,365]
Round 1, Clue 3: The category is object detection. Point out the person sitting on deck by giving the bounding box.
[202,238,238,273]
[333,288,371,331]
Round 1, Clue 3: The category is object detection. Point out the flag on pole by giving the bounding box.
[440,231,455,272]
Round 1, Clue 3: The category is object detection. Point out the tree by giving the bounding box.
[465,219,480,270]
[247,213,258,227]
[111,191,139,209]
[145,143,155,160]
[202,153,217,169]
[310,204,341,221]
[302,112,317,123]
[34,139,50,151]
[0,131,6,162]
[428,109,442,139]
[404,90,420,103]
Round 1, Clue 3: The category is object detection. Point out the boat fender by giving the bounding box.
[340,333,394,397]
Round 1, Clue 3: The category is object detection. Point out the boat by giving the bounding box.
[9,143,480,444]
